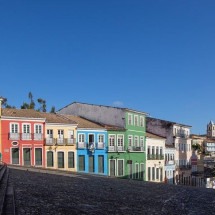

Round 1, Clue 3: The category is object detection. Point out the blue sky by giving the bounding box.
[0,0,215,134]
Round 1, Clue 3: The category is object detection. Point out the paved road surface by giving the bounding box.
[8,166,215,215]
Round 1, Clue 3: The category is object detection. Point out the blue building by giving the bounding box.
[63,115,108,175]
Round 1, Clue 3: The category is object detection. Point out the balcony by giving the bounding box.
[66,138,75,146]
[148,154,164,160]
[9,133,20,140]
[165,160,175,165]
[108,145,125,152]
[45,138,55,146]
[97,142,105,149]
[9,133,44,141]
[77,142,87,149]
[128,146,144,152]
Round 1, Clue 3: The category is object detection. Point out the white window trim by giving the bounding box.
[78,133,85,143]
[117,134,124,147]
[34,147,43,166]
[109,159,116,176]
[134,115,139,126]
[46,150,54,168]
[117,159,124,177]
[10,123,19,133]
[10,147,20,165]
[128,114,133,125]
[109,134,116,146]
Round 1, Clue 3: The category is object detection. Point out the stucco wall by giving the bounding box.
[58,103,125,127]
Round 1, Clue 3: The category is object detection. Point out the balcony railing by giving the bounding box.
[128,146,144,152]
[45,138,76,146]
[147,154,164,160]
[165,160,175,165]
[9,133,44,141]
[108,145,125,152]
[77,142,87,149]
[97,142,105,149]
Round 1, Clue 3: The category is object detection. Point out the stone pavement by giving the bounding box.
[7,166,215,215]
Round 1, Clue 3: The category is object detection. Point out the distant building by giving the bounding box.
[146,117,192,185]
[207,121,215,138]
[145,132,165,183]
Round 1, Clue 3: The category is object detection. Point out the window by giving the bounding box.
[135,163,139,179]
[128,114,133,125]
[35,124,42,134]
[152,146,155,155]
[128,135,133,147]
[34,124,43,140]
[46,129,53,138]
[10,123,19,140]
[156,147,159,155]
[134,136,139,147]
[152,167,155,180]
[147,146,150,155]
[160,147,163,156]
[79,155,85,171]
[98,134,104,143]
[140,116,144,127]
[140,137,144,147]
[11,148,19,164]
[47,151,54,167]
[98,155,104,173]
[134,115,138,126]
[68,152,74,168]
[22,124,31,140]
[117,135,124,146]
[58,130,64,139]
[57,152,64,168]
[11,123,18,133]
[148,167,151,181]
[156,168,159,180]
[109,135,115,146]
[78,134,85,143]
[118,160,124,176]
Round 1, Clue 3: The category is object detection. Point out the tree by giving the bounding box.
[28,92,35,109]
[37,98,46,112]
[50,106,56,113]
[2,98,16,108]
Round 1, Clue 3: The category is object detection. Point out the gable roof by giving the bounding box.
[60,114,105,129]
[2,108,77,124]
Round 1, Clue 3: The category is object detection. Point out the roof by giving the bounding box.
[60,114,105,129]
[58,101,149,116]
[2,108,77,124]
[146,132,166,139]
[146,116,192,128]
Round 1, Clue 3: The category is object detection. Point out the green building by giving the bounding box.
[58,102,148,180]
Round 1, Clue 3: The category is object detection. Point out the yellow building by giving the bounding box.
[41,112,78,171]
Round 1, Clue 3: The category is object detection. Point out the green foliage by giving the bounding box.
[50,106,56,113]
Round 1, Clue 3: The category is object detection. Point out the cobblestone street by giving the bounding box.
[8,166,215,215]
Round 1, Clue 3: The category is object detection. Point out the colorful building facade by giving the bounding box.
[58,102,148,180]
[63,115,108,175]
[1,109,46,167]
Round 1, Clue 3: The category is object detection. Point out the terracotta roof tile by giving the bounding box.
[2,108,76,124]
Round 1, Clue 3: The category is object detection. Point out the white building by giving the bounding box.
[145,132,165,183]
[146,117,192,185]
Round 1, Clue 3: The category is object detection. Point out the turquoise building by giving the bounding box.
[64,115,108,175]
